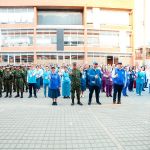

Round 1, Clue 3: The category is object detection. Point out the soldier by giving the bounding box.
[12,65,17,92]
[69,62,83,106]
[22,65,28,92]
[14,65,25,98]
[0,65,4,98]
[3,66,13,98]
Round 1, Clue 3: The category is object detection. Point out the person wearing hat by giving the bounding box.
[0,65,4,98]
[48,66,61,105]
[27,64,37,98]
[14,65,26,98]
[112,62,125,104]
[3,66,13,98]
[88,61,102,105]
[69,62,83,105]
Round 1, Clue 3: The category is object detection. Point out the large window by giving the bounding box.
[0,8,34,24]
[0,52,34,64]
[38,10,83,25]
[87,30,119,48]
[135,48,143,60]
[36,29,57,46]
[1,29,33,47]
[87,8,130,26]
[64,29,84,46]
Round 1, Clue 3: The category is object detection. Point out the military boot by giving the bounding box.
[15,92,20,98]
[20,92,23,98]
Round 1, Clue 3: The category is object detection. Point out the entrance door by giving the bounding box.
[107,56,113,65]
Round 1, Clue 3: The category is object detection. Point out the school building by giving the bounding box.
[0,0,136,65]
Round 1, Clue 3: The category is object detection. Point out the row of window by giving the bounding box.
[0,8,130,25]
[0,29,131,48]
[0,52,131,64]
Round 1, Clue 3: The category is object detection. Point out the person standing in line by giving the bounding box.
[62,66,71,99]
[104,66,113,97]
[14,65,25,98]
[27,64,37,98]
[70,62,83,106]
[101,65,106,93]
[88,62,102,105]
[122,66,130,97]
[128,66,135,92]
[136,66,145,96]
[147,67,150,93]
[80,66,86,98]
[3,66,13,98]
[48,66,61,105]
[0,65,4,98]
[36,65,43,92]
[43,66,50,98]
[112,62,125,104]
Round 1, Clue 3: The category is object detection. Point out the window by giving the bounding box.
[87,30,119,48]
[1,29,33,47]
[36,29,57,46]
[64,29,84,46]
[38,10,83,25]
[0,8,34,24]
[100,10,130,25]
[135,48,143,60]
[87,8,130,26]
[100,31,119,48]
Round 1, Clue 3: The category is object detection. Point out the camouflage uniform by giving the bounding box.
[70,68,82,105]
[3,67,13,98]
[0,66,3,97]
[12,68,17,92]
[22,67,28,92]
[14,67,25,98]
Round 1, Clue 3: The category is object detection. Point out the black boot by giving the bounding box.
[15,93,20,98]
[71,99,74,105]
[5,93,8,98]
[20,92,23,98]
[77,100,83,106]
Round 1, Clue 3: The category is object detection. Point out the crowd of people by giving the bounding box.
[0,62,150,105]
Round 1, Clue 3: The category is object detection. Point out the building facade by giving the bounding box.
[134,0,150,66]
[0,0,134,65]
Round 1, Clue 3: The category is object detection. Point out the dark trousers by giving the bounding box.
[89,85,100,103]
[113,84,124,103]
[128,80,134,91]
[28,83,37,97]
[106,84,112,96]
[71,86,81,103]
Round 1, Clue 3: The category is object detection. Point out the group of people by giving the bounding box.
[0,62,150,105]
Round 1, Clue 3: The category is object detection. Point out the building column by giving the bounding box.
[83,6,88,64]
[33,6,37,64]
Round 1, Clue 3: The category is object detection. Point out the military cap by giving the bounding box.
[72,62,77,66]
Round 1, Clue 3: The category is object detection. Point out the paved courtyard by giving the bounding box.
[0,89,150,150]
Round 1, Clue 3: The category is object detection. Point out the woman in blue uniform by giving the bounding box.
[43,66,50,97]
[80,67,86,98]
[136,66,145,96]
[62,66,71,99]
[48,66,61,105]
